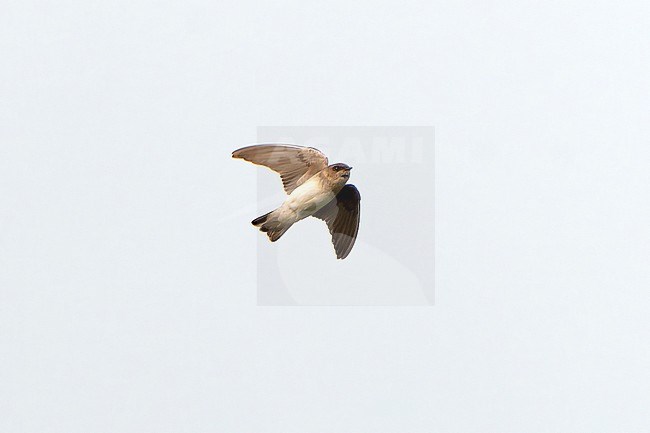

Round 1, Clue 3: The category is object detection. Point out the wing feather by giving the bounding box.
[232,144,328,194]
[312,184,361,259]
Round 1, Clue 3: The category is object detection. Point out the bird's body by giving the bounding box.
[280,174,337,222]
[232,144,361,259]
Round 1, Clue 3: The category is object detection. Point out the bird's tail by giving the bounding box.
[252,209,292,242]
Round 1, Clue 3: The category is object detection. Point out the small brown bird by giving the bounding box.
[232,144,361,259]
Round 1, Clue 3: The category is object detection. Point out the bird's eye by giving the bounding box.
[333,166,340,171]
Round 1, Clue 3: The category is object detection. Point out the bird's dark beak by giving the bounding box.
[348,167,353,170]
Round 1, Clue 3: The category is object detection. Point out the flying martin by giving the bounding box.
[232,144,361,259]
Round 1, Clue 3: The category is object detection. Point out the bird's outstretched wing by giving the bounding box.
[232,144,329,194]
[312,184,361,259]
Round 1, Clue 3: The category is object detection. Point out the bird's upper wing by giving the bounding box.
[312,184,361,259]
[232,144,329,194]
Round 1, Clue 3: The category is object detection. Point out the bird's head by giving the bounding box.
[327,163,352,184]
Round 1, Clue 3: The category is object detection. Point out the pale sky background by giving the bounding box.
[1,0,650,432]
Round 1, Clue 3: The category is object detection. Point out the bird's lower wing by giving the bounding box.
[312,184,361,259]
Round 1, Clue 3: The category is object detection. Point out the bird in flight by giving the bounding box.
[232,144,361,259]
